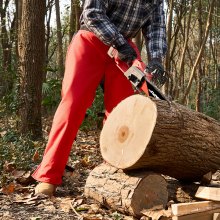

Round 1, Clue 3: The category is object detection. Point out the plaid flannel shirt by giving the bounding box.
[80,0,167,59]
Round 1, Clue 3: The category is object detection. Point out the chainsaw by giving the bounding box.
[107,47,169,101]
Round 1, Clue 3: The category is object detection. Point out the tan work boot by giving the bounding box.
[34,182,56,196]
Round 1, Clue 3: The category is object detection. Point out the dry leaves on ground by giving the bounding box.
[0,130,136,220]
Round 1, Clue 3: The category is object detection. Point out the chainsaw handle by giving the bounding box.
[114,54,145,72]
[108,46,152,81]
[114,55,130,72]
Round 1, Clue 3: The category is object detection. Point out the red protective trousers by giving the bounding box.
[32,30,144,185]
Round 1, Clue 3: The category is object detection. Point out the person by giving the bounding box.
[33,0,167,196]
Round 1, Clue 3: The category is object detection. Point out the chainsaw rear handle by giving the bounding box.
[107,46,152,81]
[107,46,150,96]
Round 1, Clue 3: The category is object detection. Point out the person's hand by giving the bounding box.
[116,43,137,63]
[145,59,167,87]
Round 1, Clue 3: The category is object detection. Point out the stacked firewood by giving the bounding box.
[84,95,220,219]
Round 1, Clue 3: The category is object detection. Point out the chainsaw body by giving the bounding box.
[108,46,168,101]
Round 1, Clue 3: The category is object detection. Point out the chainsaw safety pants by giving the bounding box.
[32,30,144,185]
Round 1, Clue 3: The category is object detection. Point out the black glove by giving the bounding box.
[116,43,137,63]
[145,59,167,87]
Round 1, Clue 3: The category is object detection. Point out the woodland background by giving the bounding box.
[0,0,220,187]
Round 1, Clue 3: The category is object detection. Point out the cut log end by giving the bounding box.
[118,125,130,143]
[131,173,168,215]
[100,95,157,169]
[84,163,168,217]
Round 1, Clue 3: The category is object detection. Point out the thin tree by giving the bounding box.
[195,0,204,112]
[165,0,174,95]
[0,0,16,96]
[55,0,64,78]
[181,0,215,104]
[173,0,194,100]
[44,0,54,81]
[69,0,82,43]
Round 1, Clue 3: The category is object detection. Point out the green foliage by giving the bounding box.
[0,128,45,186]
[211,27,220,43]
[42,78,105,129]
[203,88,220,120]
[42,78,62,111]
[2,82,19,113]
[110,212,123,220]
[81,86,104,131]
[0,103,44,187]
[0,130,45,171]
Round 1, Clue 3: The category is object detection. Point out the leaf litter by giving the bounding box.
[0,129,137,220]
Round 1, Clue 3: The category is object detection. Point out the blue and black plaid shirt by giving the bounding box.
[80,0,167,59]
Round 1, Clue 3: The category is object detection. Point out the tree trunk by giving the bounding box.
[0,0,14,96]
[69,0,81,43]
[100,95,220,181]
[85,162,168,217]
[55,0,64,78]
[15,0,22,56]
[173,0,193,100]
[164,0,174,95]
[74,0,81,31]
[44,0,54,82]
[69,0,75,43]
[196,0,204,113]
[18,0,45,139]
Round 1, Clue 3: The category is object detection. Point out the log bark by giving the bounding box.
[100,95,220,181]
[84,163,168,217]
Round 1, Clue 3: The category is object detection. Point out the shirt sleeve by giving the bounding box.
[142,2,167,60]
[82,0,127,48]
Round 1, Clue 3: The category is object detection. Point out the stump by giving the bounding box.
[84,163,168,217]
[100,95,220,181]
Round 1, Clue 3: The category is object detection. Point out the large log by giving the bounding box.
[84,163,168,217]
[100,95,220,181]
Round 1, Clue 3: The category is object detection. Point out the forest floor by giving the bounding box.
[0,128,136,220]
[0,113,220,220]
[0,110,136,220]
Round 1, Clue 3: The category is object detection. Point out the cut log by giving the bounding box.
[213,213,220,220]
[172,208,220,220]
[171,201,220,216]
[100,95,220,181]
[84,163,168,217]
[141,209,172,219]
[195,186,220,201]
